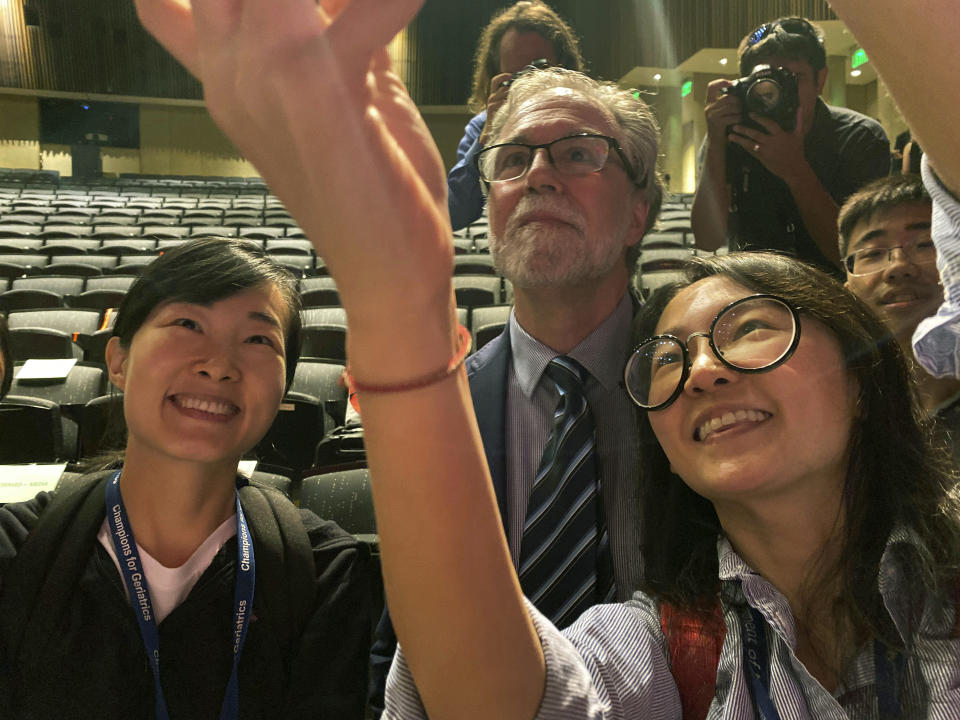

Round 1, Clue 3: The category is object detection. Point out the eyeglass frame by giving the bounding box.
[843,240,937,276]
[474,132,647,188]
[624,294,803,411]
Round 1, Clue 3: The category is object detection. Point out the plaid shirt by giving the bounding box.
[386,529,960,719]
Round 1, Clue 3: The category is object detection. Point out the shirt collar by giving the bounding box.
[509,292,634,398]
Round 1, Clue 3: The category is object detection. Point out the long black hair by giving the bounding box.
[635,252,960,645]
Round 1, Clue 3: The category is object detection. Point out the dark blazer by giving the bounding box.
[368,327,513,717]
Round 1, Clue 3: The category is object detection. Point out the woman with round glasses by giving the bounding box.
[385,250,960,719]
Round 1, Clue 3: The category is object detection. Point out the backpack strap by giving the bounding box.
[660,600,727,720]
[237,481,316,661]
[0,473,111,669]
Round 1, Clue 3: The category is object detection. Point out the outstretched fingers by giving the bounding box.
[325,0,424,73]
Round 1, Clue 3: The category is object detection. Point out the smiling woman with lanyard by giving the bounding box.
[132,0,960,718]
[0,238,372,719]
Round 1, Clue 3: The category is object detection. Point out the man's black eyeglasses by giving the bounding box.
[475,133,646,187]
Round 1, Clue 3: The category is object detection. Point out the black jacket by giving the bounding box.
[0,475,372,719]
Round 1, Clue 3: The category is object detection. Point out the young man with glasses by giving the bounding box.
[369,66,662,715]
[840,174,960,458]
[691,16,889,273]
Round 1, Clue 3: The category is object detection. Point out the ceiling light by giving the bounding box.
[719,58,728,66]
[850,69,862,78]
[653,73,662,82]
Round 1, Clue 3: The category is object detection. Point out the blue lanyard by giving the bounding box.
[874,639,906,719]
[739,605,782,720]
[105,470,256,720]
[740,605,906,720]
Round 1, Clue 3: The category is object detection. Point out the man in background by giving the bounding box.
[840,175,960,457]
[448,0,584,230]
[692,16,889,273]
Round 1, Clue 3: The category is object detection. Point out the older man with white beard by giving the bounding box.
[368,67,661,713]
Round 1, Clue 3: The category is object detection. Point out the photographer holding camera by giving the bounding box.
[447,1,584,231]
[691,17,889,273]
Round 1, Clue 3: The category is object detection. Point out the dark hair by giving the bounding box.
[635,253,960,647]
[113,237,302,386]
[838,174,931,258]
[738,16,826,77]
[468,0,584,113]
[0,314,11,399]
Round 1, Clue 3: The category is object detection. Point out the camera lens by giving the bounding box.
[746,79,781,112]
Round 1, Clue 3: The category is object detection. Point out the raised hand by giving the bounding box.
[728,109,808,186]
[477,71,513,147]
[135,0,453,325]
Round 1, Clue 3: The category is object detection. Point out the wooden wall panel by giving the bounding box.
[1,0,837,105]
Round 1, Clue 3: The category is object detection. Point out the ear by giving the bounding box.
[625,195,650,249]
[814,66,828,94]
[104,337,129,392]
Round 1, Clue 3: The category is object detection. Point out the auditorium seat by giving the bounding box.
[77,392,124,459]
[300,307,347,362]
[454,275,503,307]
[8,327,81,361]
[40,239,99,254]
[299,277,340,308]
[470,304,512,351]
[85,275,138,292]
[13,275,86,296]
[256,390,334,478]
[0,238,43,253]
[8,362,108,460]
[453,255,498,276]
[265,239,312,256]
[189,225,237,238]
[64,289,126,313]
[239,226,284,240]
[98,239,157,254]
[0,395,64,463]
[0,289,62,313]
[300,468,375,538]
[92,225,143,239]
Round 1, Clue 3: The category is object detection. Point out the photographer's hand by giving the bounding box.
[704,79,741,146]
[691,78,738,252]
[729,109,842,267]
[477,72,512,147]
[729,112,807,184]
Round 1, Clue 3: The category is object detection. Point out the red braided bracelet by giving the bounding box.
[346,323,472,407]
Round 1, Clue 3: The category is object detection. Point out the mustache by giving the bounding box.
[504,197,583,231]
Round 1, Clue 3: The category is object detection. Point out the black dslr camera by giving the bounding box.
[722,64,799,132]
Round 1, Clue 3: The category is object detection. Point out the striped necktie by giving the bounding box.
[519,356,615,628]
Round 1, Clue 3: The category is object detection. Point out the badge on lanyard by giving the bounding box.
[105,470,256,720]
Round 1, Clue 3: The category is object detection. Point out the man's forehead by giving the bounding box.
[748,55,813,77]
[500,88,621,141]
[850,202,933,247]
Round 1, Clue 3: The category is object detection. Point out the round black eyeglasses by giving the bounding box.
[624,295,802,410]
